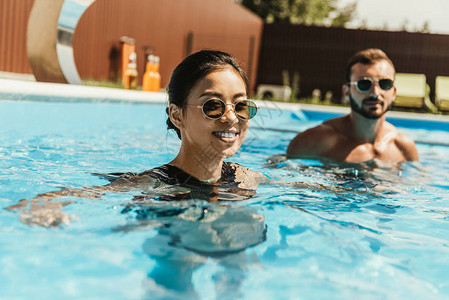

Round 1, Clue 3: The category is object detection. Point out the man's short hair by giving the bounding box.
[346,48,395,83]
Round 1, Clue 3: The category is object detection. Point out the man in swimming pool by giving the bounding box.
[286,48,419,163]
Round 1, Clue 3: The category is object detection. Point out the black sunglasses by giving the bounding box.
[185,98,258,120]
[349,77,394,93]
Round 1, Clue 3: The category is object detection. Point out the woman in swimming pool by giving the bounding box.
[108,49,262,202]
[7,51,267,298]
[7,50,264,226]
[136,49,262,196]
[165,50,255,181]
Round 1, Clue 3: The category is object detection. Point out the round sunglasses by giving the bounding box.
[185,98,258,120]
[349,77,394,93]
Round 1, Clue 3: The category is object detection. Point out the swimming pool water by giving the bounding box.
[1,100,449,299]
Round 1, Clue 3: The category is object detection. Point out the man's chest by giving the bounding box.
[330,139,405,163]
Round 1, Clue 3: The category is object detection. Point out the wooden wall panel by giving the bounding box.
[73,0,263,91]
[0,0,34,74]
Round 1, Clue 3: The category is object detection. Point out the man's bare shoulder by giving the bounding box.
[380,121,419,161]
[394,130,419,161]
[321,115,350,130]
[286,116,347,158]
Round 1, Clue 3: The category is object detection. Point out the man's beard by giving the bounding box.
[349,94,391,119]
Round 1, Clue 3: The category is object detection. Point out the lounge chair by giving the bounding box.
[435,76,449,111]
[393,73,426,109]
[393,73,437,112]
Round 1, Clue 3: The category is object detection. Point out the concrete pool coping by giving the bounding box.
[0,78,167,104]
[1,77,449,126]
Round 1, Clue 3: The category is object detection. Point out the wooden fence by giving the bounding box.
[257,23,449,102]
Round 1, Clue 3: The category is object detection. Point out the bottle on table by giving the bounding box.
[142,55,155,92]
[150,56,161,92]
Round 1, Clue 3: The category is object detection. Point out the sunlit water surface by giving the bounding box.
[1,100,448,299]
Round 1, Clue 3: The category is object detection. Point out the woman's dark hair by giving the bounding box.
[166,50,249,139]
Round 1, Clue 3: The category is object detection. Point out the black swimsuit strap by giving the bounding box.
[141,162,236,188]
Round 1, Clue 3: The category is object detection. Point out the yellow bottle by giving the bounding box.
[151,56,161,92]
[124,52,138,90]
[142,55,155,92]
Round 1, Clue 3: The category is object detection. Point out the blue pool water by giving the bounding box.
[1,100,449,299]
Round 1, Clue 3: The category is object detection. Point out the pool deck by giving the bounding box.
[0,76,166,104]
[1,74,449,127]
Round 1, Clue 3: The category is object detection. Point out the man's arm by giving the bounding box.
[286,124,337,159]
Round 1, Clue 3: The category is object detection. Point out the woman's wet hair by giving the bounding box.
[166,50,249,139]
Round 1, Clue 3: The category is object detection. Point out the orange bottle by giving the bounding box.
[124,52,138,90]
[151,56,161,92]
[142,55,155,92]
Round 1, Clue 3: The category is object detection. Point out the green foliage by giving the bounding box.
[416,21,430,33]
[282,69,300,100]
[83,79,123,89]
[82,79,144,90]
[239,0,356,26]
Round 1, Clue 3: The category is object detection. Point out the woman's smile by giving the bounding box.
[213,130,240,143]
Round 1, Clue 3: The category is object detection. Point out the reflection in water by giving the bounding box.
[115,200,267,299]
[264,154,428,194]
[7,163,267,298]
[261,155,422,264]
[265,155,414,216]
